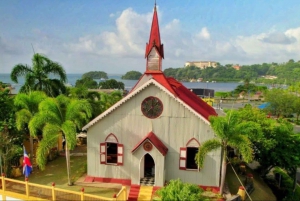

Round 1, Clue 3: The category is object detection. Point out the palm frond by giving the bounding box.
[44,62,67,83]
[36,124,60,170]
[15,109,32,130]
[209,115,228,139]
[10,64,33,83]
[195,139,221,168]
[61,120,77,150]
[228,135,253,163]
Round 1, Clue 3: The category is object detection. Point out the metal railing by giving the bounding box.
[0,175,127,201]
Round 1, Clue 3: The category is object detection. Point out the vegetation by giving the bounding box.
[14,91,47,158]
[82,71,108,79]
[10,53,67,97]
[196,110,261,193]
[235,105,300,177]
[75,77,98,89]
[28,95,92,185]
[0,83,23,176]
[153,179,207,201]
[272,167,300,201]
[121,71,142,80]
[98,91,123,113]
[164,59,300,84]
[99,79,124,90]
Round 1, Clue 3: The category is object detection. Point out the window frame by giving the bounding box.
[100,133,123,166]
[179,138,200,171]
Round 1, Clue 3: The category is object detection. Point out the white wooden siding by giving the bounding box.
[87,84,221,186]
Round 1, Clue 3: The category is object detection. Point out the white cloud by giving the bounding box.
[196,27,210,40]
[66,8,152,58]
[2,7,300,74]
[109,13,115,18]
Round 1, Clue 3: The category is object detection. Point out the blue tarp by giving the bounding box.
[258,102,270,109]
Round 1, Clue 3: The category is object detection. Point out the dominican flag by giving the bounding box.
[23,147,32,178]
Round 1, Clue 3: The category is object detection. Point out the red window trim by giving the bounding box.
[100,134,124,166]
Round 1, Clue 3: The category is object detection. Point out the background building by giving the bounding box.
[185,61,217,69]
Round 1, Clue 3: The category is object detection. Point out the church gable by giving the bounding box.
[83,79,210,130]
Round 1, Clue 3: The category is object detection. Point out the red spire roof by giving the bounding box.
[145,4,164,58]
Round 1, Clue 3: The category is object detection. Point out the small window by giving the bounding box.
[186,147,198,169]
[179,138,200,170]
[106,143,117,164]
[100,133,124,166]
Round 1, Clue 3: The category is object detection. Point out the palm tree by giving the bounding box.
[29,95,92,185]
[14,91,47,159]
[99,91,123,113]
[196,111,259,194]
[11,53,67,97]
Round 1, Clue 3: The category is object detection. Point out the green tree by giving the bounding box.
[153,179,207,201]
[29,95,92,185]
[265,88,294,117]
[10,53,67,97]
[293,95,300,121]
[121,71,142,80]
[235,105,300,179]
[67,87,102,118]
[99,79,124,90]
[14,91,47,158]
[75,77,98,89]
[196,111,260,193]
[99,91,123,113]
[0,83,23,176]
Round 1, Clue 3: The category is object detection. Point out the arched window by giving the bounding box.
[100,133,124,166]
[179,138,200,170]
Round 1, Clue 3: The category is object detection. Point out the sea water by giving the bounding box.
[0,73,240,93]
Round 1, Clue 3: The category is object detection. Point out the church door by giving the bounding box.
[140,153,155,185]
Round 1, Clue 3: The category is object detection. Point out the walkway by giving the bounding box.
[128,185,160,201]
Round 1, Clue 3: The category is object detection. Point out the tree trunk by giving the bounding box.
[219,147,227,194]
[65,141,72,186]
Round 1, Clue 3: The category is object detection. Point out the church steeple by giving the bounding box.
[145,3,164,72]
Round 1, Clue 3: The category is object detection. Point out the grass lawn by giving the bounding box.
[15,154,119,197]
[226,164,276,201]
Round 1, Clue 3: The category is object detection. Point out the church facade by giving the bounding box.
[83,4,221,189]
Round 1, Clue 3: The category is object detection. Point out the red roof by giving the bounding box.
[145,5,164,58]
[151,73,217,120]
[132,131,168,156]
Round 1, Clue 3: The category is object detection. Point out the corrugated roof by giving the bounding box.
[149,73,217,120]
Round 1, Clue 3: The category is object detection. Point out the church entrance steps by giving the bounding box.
[128,184,140,201]
[128,184,160,201]
[137,186,153,200]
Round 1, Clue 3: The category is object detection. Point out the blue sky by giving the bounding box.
[1,0,300,74]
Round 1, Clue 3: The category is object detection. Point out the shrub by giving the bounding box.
[153,179,208,201]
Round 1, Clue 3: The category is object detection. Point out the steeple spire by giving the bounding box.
[145,2,164,72]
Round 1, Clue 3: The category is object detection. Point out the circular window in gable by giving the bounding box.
[143,141,153,151]
[141,96,163,119]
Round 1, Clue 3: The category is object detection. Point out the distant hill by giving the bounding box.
[121,71,142,80]
[82,71,108,79]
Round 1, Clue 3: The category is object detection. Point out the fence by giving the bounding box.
[0,175,127,201]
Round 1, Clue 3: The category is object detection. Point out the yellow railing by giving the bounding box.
[0,175,127,201]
